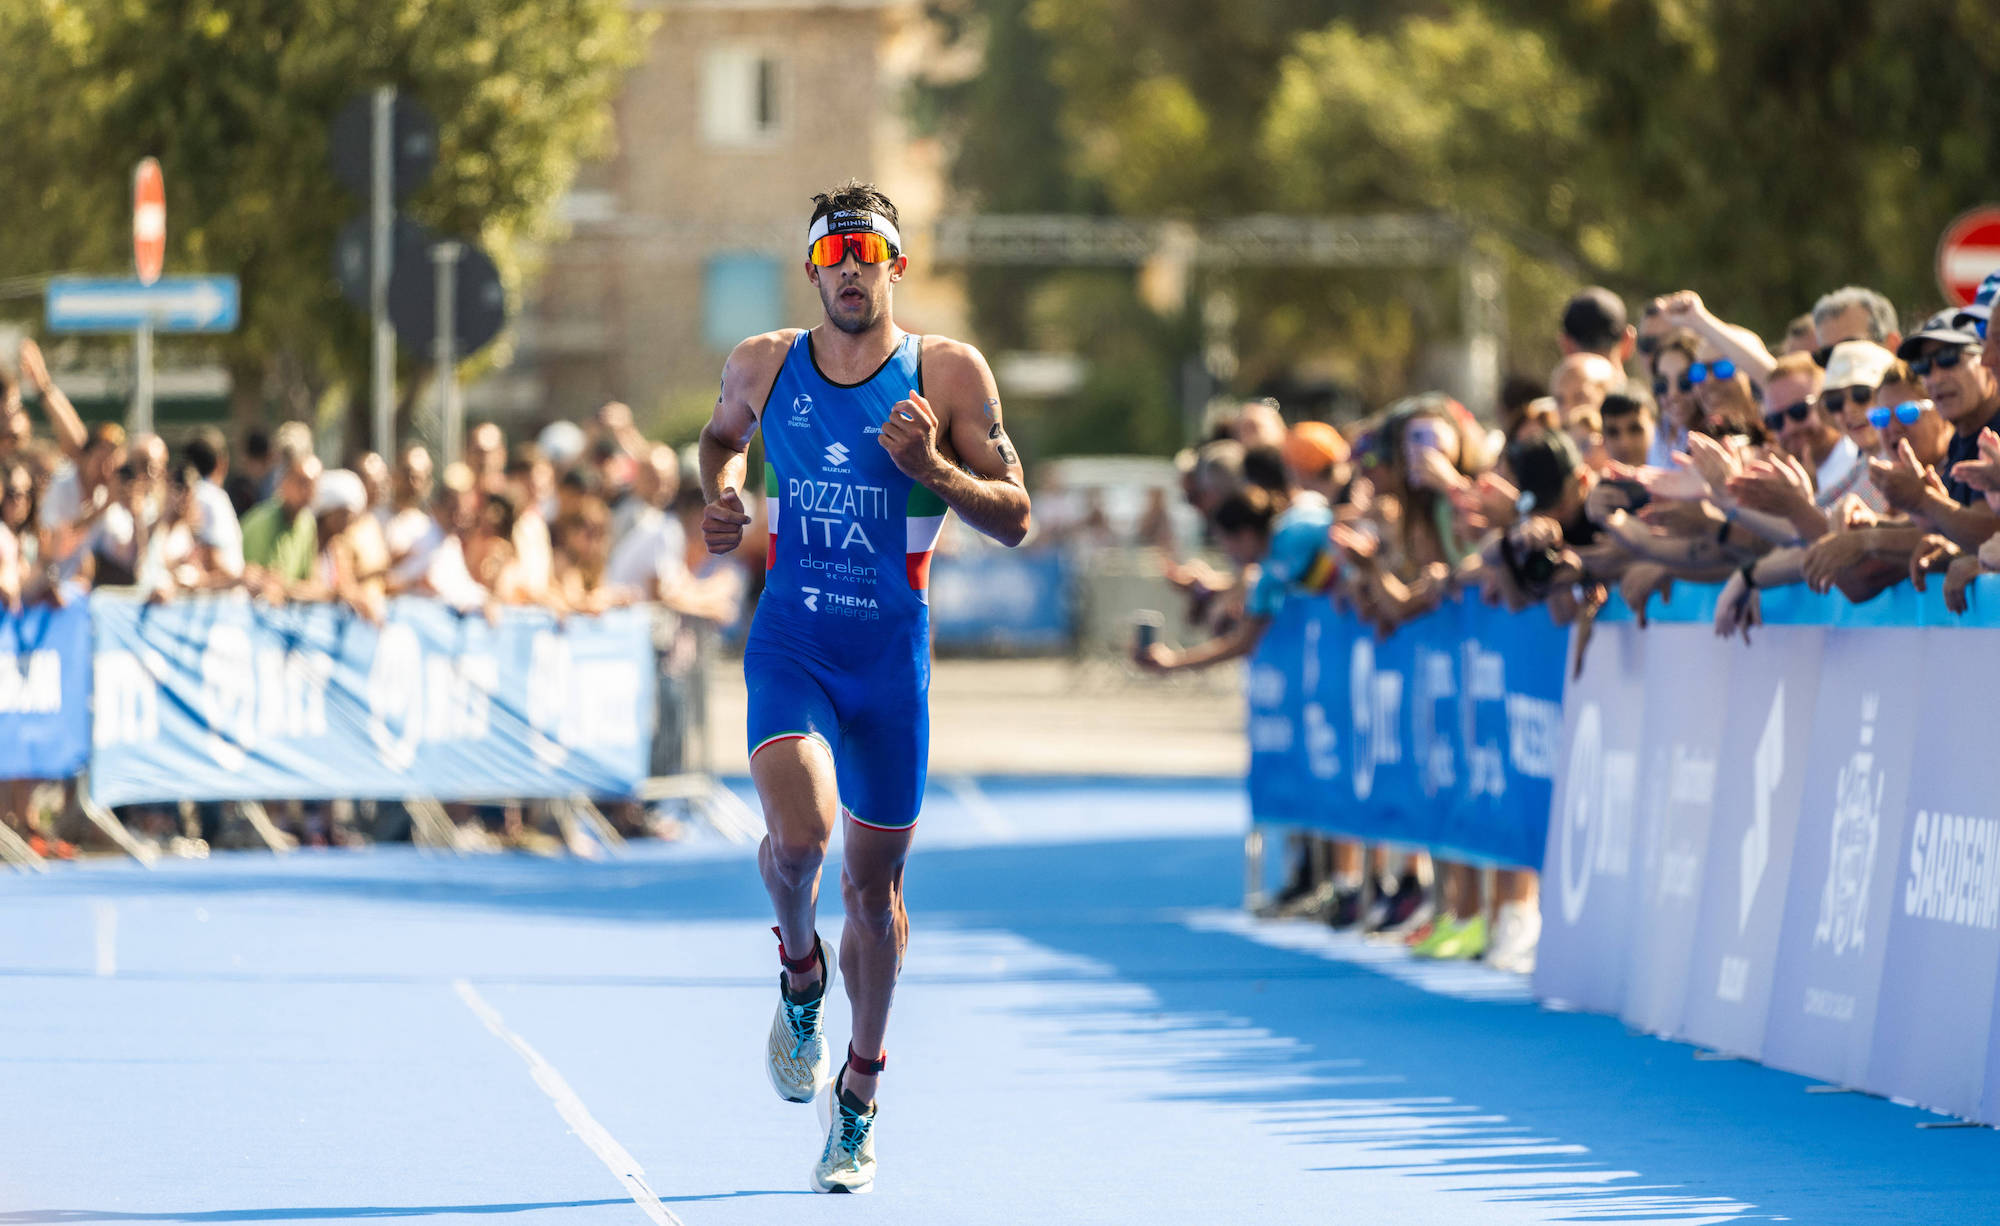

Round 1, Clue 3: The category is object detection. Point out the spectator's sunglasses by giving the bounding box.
[1657,360,1736,396]
[1819,386,1876,412]
[1867,400,1933,430]
[1762,398,1817,432]
[1909,346,1975,378]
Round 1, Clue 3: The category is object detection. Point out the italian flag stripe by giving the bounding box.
[904,485,947,595]
[764,461,779,571]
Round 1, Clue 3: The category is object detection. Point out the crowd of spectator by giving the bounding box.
[0,347,751,855]
[1132,273,2000,976]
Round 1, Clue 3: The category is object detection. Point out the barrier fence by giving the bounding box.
[1249,576,2000,1124]
[1542,578,2000,1125]
[0,592,678,867]
[1245,592,1567,869]
[90,594,654,806]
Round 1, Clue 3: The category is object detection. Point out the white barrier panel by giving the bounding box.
[1537,582,2000,1122]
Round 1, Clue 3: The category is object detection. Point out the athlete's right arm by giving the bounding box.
[698,332,792,555]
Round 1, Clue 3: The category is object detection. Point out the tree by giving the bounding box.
[0,0,644,440]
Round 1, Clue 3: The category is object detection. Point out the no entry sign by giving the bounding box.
[133,158,165,286]
[1937,206,2000,307]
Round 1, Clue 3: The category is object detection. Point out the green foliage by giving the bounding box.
[925,0,2000,433]
[0,0,644,421]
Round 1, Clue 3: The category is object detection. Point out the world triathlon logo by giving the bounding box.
[789,393,815,427]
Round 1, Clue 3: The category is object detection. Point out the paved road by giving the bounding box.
[4,779,1996,1224]
[704,656,1247,777]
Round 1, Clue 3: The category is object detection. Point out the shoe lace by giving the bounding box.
[824,1100,873,1168]
[781,990,824,1060]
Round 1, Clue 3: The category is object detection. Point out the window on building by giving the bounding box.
[703,255,784,352]
[701,47,784,146]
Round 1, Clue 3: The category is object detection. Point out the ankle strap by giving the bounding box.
[846,1045,886,1076]
[773,927,817,974]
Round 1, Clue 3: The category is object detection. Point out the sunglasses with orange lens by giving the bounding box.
[809,232,895,267]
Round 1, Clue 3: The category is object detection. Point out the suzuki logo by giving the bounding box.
[824,442,850,467]
[802,586,820,612]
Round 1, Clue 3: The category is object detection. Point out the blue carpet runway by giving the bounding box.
[3,778,1997,1224]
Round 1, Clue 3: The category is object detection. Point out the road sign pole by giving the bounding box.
[132,321,154,435]
[371,85,396,458]
[433,241,463,469]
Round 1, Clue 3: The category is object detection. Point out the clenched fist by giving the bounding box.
[878,391,946,483]
[703,487,752,555]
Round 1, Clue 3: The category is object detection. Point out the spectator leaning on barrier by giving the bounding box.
[227,429,270,515]
[1599,391,1657,469]
[1897,310,2000,513]
[295,469,388,622]
[384,442,438,586]
[504,447,555,604]
[555,492,632,614]
[1560,286,1635,367]
[605,443,686,604]
[1811,284,1901,356]
[1647,330,1706,467]
[182,427,245,583]
[241,452,320,598]
[1779,312,1819,356]
[467,422,508,497]
[1815,342,1897,508]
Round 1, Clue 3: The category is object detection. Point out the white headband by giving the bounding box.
[807,209,903,254]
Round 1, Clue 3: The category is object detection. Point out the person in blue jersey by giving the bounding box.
[1134,486,1338,673]
[696,180,1031,1194]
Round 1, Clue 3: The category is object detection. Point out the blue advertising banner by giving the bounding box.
[1248,593,1567,868]
[929,548,1071,652]
[0,600,91,779]
[1247,599,1311,824]
[1762,631,1922,1090]
[1679,630,1824,1060]
[89,594,654,806]
[1534,620,1648,1015]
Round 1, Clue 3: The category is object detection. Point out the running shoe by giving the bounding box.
[766,931,835,1104]
[1424,913,1489,961]
[1363,873,1429,934]
[1320,885,1365,930]
[1407,914,1457,957]
[1275,878,1338,920]
[1485,900,1542,974]
[813,1068,878,1194]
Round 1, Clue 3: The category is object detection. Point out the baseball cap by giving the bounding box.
[1504,428,1583,514]
[1561,287,1628,352]
[1952,270,2000,335]
[311,468,366,515]
[1823,340,1897,391]
[1281,421,1349,475]
[1896,309,1982,360]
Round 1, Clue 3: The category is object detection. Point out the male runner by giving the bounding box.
[698,180,1031,1193]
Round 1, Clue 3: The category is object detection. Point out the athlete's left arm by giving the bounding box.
[878,339,1032,547]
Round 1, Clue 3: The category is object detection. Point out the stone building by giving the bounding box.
[472,0,964,438]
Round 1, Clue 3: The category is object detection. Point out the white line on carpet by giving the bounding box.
[453,978,686,1226]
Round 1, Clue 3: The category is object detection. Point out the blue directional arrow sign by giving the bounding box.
[45,275,240,333]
